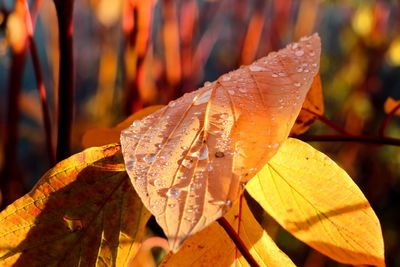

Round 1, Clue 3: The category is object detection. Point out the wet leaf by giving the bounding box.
[246,138,385,267]
[0,144,151,266]
[160,197,295,267]
[82,105,164,148]
[291,73,324,135]
[121,34,321,251]
[383,97,400,116]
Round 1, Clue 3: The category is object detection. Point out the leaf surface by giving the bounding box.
[160,197,295,267]
[291,73,324,135]
[121,34,321,251]
[246,138,385,266]
[0,144,151,266]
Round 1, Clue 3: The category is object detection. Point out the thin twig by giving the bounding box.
[24,0,55,165]
[54,0,74,162]
[301,108,352,136]
[217,217,259,267]
[296,134,400,146]
[379,101,400,138]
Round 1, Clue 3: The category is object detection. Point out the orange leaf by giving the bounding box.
[291,73,324,135]
[0,144,151,266]
[120,34,321,251]
[82,105,164,148]
[160,197,295,267]
[246,138,385,266]
[383,97,400,115]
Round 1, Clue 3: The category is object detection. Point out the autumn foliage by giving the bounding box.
[2,1,400,267]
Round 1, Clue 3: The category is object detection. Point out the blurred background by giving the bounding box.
[0,0,399,266]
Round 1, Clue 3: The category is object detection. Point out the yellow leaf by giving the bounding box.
[82,105,164,148]
[0,144,151,266]
[160,197,295,267]
[383,97,400,116]
[121,34,321,252]
[246,138,385,266]
[291,73,324,135]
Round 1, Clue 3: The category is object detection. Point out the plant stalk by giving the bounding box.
[217,217,259,267]
[54,0,74,162]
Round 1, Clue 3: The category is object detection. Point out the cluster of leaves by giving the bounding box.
[0,35,385,267]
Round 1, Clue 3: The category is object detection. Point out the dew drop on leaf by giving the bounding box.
[63,216,83,232]
[199,146,209,160]
[182,159,193,168]
[249,65,267,72]
[215,151,224,158]
[166,188,180,199]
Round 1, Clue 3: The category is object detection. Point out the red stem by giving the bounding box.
[217,217,259,267]
[301,108,352,136]
[28,37,56,165]
[296,134,400,146]
[379,102,400,138]
[54,0,74,162]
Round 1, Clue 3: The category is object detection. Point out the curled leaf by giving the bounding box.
[120,34,321,251]
[0,145,151,266]
[291,73,324,135]
[246,138,385,266]
[160,197,295,267]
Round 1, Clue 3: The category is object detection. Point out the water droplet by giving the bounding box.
[144,154,156,163]
[294,82,301,87]
[178,176,187,180]
[63,216,83,232]
[215,151,224,158]
[304,69,309,73]
[220,113,229,120]
[302,63,308,67]
[181,146,188,150]
[194,89,212,105]
[297,67,303,72]
[222,75,231,81]
[207,165,214,171]
[272,73,278,77]
[249,65,267,72]
[125,159,136,169]
[182,159,193,168]
[166,188,180,199]
[226,200,232,207]
[133,120,141,127]
[239,88,247,93]
[272,143,280,148]
[312,63,317,67]
[154,179,166,187]
[168,101,176,107]
[278,72,286,76]
[199,146,209,160]
[228,90,235,95]
[295,50,304,56]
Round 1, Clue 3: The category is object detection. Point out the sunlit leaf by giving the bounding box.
[160,197,295,267]
[383,97,400,116]
[246,138,385,267]
[82,105,164,148]
[121,34,321,251]
[291,73,324,135]
[0,144,151,266]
